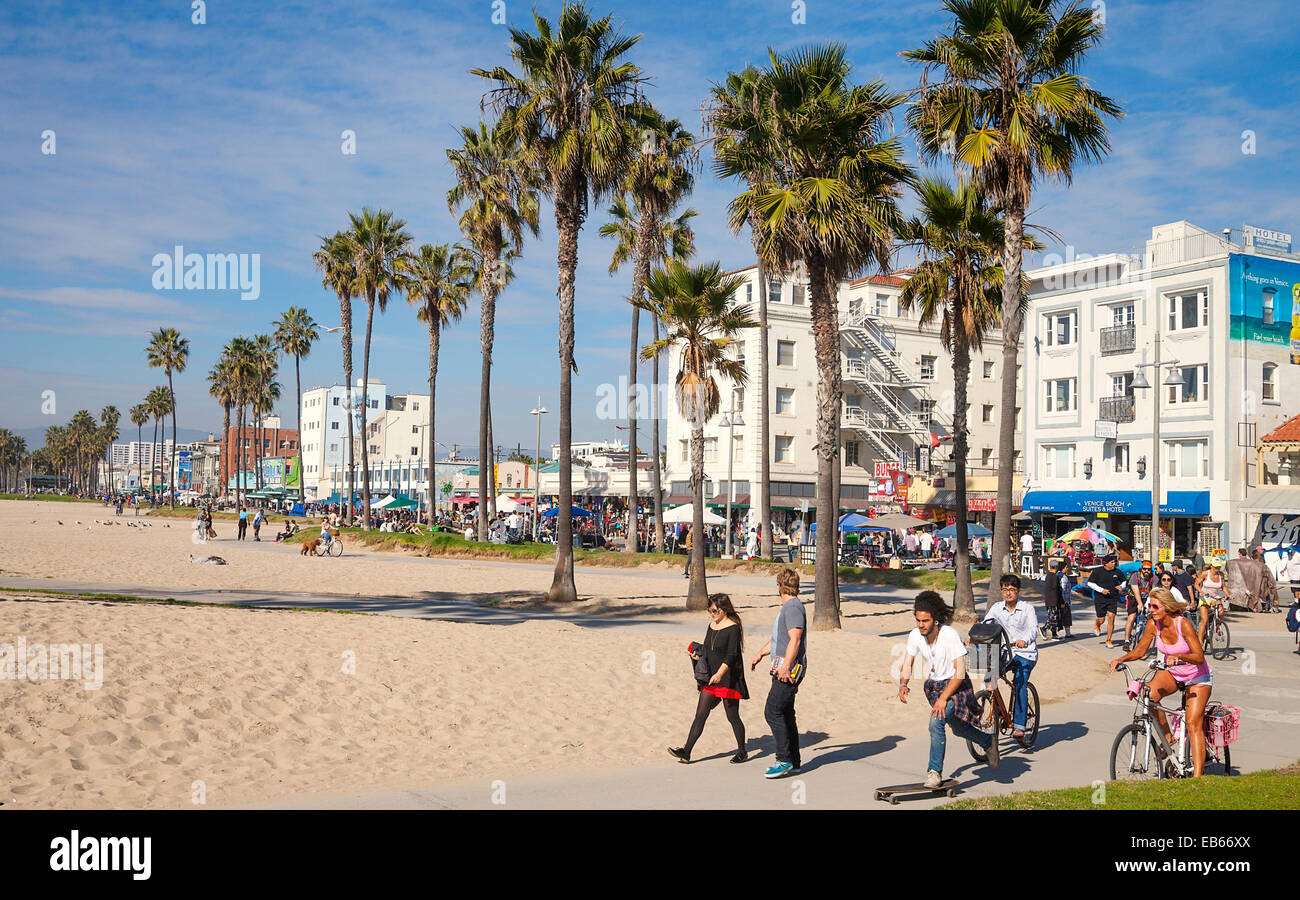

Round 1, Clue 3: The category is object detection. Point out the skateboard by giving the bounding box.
[874,779,959,804]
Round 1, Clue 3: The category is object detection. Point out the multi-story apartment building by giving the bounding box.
[1021,220,1300,558]
[663,264,1022,533]
[299,380,386,499]
[109,440,174,471]
[219,415,299,492]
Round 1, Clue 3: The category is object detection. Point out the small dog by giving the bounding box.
[301,538,321,556]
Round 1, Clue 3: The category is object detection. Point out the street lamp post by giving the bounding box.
[719,401,745,558]
[530,398,548,542]
[1131,332,1182,563]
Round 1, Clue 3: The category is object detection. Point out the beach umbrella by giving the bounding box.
[495,495,527,514]
[1059,526,1122,544]
[541,505,593,519]
[934,522,992,539]
[869,513,936,531]
[661,504,725,526]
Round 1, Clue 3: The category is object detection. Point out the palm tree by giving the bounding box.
[732,44,913,630]
[403,243,473,525]
[100,406,120,493]
[447,122,541,539]
[707,64,777,561]
[606,109,697,553]
[314,232,360,522]
[636,261,754,609]
[904,0,1122,596]
[339,208,412,529]
[146,328,190,507]
[600,195,698,552]
[476,2,646,601]
[207,352,236,498]
[899,177,1020,621]
[274,307,320,507]
[249,334,279,490]
[144,388,170,496]
[220,337,258,507]
[130,404,149,494]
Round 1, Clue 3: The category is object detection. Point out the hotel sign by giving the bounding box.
[1244,225,1293,253]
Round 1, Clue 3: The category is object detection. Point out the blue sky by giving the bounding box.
[2,0,1297,455]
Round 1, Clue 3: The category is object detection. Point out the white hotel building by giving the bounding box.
[1020,221,1300,557]
[663,264,1023,530]
[299,380,386,500]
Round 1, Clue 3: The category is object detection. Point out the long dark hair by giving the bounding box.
[708,593,743,651]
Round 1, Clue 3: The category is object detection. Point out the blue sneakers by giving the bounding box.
[763,762,800,779]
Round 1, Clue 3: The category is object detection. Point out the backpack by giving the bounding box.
[1286,603,1300,634]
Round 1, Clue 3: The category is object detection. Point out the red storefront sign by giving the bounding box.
[967,497,997,512]
[874,461,900,478]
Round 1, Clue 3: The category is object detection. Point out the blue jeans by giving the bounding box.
[927,698,990,775]
[1009,656,1036,730]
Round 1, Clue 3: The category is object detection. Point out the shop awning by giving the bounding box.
[1020,490,1209,516]
[1238,488,1300,514]
[708,493,750,508]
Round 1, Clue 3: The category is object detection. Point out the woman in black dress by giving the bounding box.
[669,593,749,764]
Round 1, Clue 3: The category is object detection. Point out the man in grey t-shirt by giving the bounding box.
[750,568,807,778]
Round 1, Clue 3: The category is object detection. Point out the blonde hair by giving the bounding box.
[1149,587,1187,615]
[777,568,801,597]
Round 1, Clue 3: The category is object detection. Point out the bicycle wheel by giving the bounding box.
[1018,682,1041,748]
[1110,723,1164,781]
[1210,619,1229,660]
[965,690,995,762]
[329,539,343,557]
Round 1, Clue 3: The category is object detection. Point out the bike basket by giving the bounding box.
[1171,704,1240,748]
[967,621,1003,680]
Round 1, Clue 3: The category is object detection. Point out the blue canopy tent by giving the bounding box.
[934,522,992,539]
[541,505,593,518]
[809,513,891,533]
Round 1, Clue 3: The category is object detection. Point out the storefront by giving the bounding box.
[1020,490,1215,561]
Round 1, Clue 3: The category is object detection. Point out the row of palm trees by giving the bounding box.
[5,406,120,495]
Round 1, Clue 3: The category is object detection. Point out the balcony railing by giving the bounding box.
[1100,323,1136,354]
[1099,394,1136,423]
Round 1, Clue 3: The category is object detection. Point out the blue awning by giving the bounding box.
[1021,490,1209,516]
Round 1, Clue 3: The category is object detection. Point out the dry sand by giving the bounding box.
[0,500,1108,808]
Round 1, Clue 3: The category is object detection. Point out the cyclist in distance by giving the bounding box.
[1108,587,1213,777]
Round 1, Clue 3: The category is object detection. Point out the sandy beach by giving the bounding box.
[0,499,1109,808]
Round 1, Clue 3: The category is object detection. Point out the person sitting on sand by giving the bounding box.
[274,519,297,542]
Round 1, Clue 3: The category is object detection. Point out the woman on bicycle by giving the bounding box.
[1109,587,1213,777]
[1194,560,1229,646]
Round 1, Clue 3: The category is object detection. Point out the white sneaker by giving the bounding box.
[924,770,942,789]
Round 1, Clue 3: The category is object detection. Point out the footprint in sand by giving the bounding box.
[86,730,117,747]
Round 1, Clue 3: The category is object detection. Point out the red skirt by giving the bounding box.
[701,685,742,700]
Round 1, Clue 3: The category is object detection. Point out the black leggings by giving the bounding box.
[684,691,745,755]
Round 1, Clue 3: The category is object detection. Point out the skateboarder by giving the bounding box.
[899,591,998,789]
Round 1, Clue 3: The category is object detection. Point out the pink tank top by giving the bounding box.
[1155,616,1211,682]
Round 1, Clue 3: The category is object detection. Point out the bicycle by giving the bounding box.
[1200,603,1230,661]
[317,527,344,558]
[1109,659,1235,780]
[965,627,1040,761]
[1123,604,1157,658]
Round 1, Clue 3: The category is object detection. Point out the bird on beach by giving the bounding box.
[57,520,63,525]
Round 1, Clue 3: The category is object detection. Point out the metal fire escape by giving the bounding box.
[838,309,939,468]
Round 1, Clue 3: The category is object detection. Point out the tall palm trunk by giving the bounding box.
[688,425,708,609]
[990,204,1026,601]
[952,333,975,621]
[235,399,243,506]
[650,314,664,552]
[137,421,143,495]
[150,415,159,500]
[168,372,177,508]
[427,322,441,525]
[294,356,304,507]
[808,260,841,630]
[478,248,499,541]
[487,408,496,519]
[341,300,356,524]
[547,190,580,603]
[625,202,654,553]
[749,214,773,560]
[360,294,377,529]
[221,403,231,498]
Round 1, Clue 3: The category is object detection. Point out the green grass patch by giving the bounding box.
[941,764,1300,810]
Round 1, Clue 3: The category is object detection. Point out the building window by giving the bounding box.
[410,446,418,456]
[412,401,420,411]
[1114,442,1131,473]
[1111,372,1134,397]
[775,436,794,463]
[1043,444,1075,479]
[776,388,795,415]
[732,388,744,414]
[768,280,782,303]
[679,440,688,464]
[1111,303,1135,327]
[1263,363,1277,401]
[873,293,889,316]
[732,435,744,463]
[330,444,337,453]
[369,444,379,454]
[792,283,805,305]
[1167,290,1208,331]
[1167,364,1209,404]
[776,341,796,367]
[1045,310,1077,346]
[845,441,860,466]
[981,447,993,466]
[920,355,936,380]
[704,438,718,463]
[332,397,340,406]
[331,421,339,430]
[1166,440,1208,478]
[671,480,691,495]
[916,399,935,427]
[1043,378,1076,413]
[982,404,993,423]
[983,361,994,380]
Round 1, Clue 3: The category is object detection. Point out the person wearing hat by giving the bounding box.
[1194,559,1230,645]
[1086,554,1128,648]
[1125,559,1156,647]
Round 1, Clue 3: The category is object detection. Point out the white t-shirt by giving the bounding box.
[1286,554,1300,582]
[907,624,968,683]
[1020,533,1034,552]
